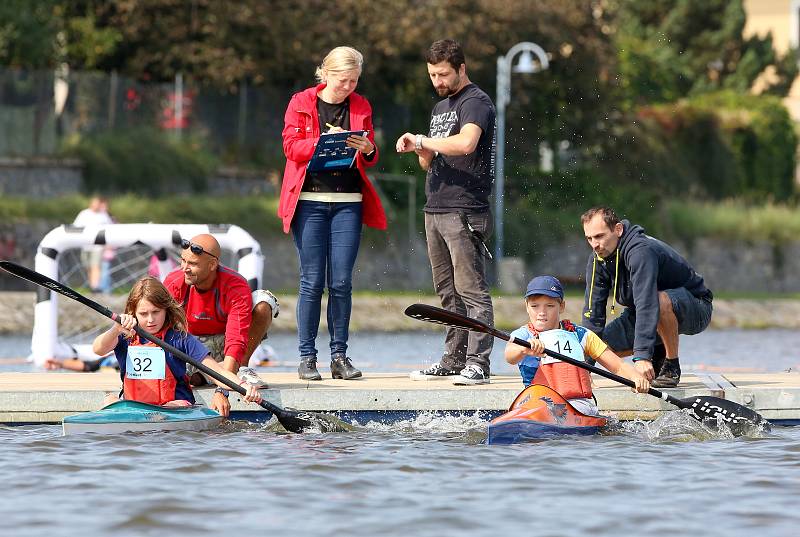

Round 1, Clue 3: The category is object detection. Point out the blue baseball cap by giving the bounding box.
[524,275,564,299]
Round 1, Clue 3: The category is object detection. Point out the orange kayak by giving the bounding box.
[488,384,608,444]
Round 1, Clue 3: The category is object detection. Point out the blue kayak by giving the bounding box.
[62,400,223,436]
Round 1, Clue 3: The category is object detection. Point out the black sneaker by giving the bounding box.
[652,359,681,388]
[410,362,461,381]
[452,364,490,385]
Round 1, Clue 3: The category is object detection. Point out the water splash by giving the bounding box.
[361,411,490,443]
[621,409,770,442]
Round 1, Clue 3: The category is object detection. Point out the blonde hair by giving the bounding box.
[124,276,188,334]
[315,46,363,83]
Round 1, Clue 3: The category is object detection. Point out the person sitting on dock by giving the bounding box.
[164,234,279,417]
[581,206,713,388]
[93,276,261,408]
[504,276,650,416]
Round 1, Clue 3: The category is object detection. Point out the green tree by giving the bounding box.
[0,1,120,69]
[614,0,798,105]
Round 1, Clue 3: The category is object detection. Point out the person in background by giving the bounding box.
[73,196,113,292]
[397,39,495,385]
[279,45,386,381]
[505,276,650,416]
[581,206,713,388]
[93,276,261,408]
[164,234,280,416]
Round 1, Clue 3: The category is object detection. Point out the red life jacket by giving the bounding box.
[122,329,184,406]
[530,320,594,400]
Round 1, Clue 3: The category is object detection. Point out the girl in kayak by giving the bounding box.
[504,275,650,416]
[93,276,262,408]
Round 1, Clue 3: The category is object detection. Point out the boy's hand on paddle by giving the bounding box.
[524,337,546,357]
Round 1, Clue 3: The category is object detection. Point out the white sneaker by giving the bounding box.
[452,364,489,385]
[237,367,268,388]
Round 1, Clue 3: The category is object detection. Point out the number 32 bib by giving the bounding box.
[125,346,167,380]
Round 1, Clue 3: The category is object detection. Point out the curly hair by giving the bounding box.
[124,276,187,334]
[425,39,465,71]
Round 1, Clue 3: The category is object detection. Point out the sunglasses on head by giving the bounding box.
[180,239,219,260]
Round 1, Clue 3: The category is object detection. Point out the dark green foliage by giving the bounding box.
[615,0,798,105]
[602,91,797,201]
[63,128,216,195]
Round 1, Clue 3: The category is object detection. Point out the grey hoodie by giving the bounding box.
[581,220,711,361]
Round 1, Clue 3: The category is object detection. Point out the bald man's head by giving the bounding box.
[190,234,221,259]
[179,234,220,290]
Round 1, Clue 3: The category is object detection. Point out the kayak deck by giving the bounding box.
[488,384,608,444]
[62,400,223,435]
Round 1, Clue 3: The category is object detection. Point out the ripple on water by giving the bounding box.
[1,414,800,537]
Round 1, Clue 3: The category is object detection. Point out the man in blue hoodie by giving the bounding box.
[580,207,713,387]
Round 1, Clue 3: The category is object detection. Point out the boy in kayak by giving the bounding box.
[93,276,262,408]
[504,275,650,415]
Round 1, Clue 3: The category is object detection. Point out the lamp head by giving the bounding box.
[513,50,538,74]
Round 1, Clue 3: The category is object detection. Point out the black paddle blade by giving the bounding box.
[404,303,496,334]
[271,407,354,433]
[676,395,771,435]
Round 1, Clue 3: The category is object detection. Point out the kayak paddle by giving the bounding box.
[404,303,770,435]
[0,260,333,433]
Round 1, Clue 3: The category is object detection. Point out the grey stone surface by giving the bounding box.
[0,157,82,196]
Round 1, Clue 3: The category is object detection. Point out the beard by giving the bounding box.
[435,75,461,97]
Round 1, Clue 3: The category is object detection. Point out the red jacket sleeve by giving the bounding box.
[282,93,317,164]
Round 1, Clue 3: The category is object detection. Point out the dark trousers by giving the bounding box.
[424,211,494,373]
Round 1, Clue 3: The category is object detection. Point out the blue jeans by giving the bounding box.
[291,201,363,358]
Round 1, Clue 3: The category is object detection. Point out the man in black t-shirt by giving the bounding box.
[396,39,496,385]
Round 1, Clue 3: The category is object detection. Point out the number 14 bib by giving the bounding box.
[125,346,166,380]
[538,329,585,365]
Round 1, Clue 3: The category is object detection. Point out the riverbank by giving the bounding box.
[1,291,799,334]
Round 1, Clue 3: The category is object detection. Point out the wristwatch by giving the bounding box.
[214,387,230,398]
[415,134,424,151]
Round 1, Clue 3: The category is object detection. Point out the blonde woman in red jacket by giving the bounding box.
[279,46,387,381]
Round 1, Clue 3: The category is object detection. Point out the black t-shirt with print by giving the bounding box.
[424,83,496,213]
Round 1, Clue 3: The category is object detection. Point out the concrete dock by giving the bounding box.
[1,371,799,425]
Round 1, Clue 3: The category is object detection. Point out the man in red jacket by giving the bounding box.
[164,234,279,417]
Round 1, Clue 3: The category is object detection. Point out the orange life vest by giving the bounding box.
[529,320,594,400]
[122,329,184,406]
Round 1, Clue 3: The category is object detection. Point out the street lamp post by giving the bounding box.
[494,42,549,263]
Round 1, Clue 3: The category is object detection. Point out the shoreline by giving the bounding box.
[2,291,800,334]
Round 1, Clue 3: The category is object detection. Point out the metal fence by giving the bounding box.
[0,67,290,162]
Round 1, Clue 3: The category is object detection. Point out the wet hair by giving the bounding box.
[124,276,188,334]
[315,46,363,83]
[425,39,466,71]
[580,206,621,229]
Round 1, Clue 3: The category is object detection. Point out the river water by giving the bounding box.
[2,329,800,537]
